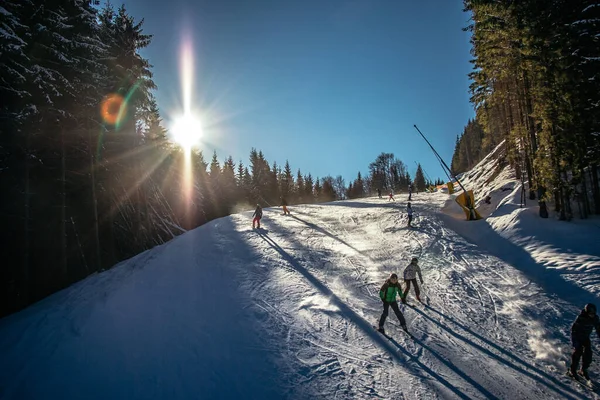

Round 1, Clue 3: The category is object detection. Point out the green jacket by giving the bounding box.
[379,280,403,302]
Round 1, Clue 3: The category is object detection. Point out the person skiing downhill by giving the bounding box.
[252,204,263,229]
[406,202,414,227]
[568,303,600,381]
[378,273,408,334]
[401,257,423,303]
[388,192,395,202]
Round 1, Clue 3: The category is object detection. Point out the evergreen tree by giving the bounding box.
[414,164,426,192]
[267,161,280,204]
[282,160,294,199]
[304,173,314,203]
[221,156,237,212]
[320,176,337,202]
[348,172,365,198]
[296,170,305,204]
[314,177,322,202]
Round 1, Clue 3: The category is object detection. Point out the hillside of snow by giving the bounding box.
[1,148,600,399]
[443,141,600,300]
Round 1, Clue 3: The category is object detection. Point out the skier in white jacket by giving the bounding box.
[407,202,414,227]
[401,257,423,303]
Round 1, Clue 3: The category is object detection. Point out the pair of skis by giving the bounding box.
[373,325,412,339]
[566,370,598,392]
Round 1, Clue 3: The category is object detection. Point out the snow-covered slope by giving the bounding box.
[2,180,600,399]
[442,141,600,300]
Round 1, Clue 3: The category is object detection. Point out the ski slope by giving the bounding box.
[1,186,600,398]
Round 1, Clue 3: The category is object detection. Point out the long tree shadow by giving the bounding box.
[407,335,501,400]
[409,305,586,400]
[381,335,481,400]
[438,213,600,307]
[319,201,400,210]
[255,229,493,399]
[288,215,366,257]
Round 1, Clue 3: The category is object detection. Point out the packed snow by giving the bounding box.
[1,153,600,399]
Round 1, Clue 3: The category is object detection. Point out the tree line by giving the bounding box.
[0,1,348,318]
[0,1,441,318]
[451,1,600,219]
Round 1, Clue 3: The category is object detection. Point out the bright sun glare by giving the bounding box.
[171,114,202,150]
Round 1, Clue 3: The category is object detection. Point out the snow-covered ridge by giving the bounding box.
[441,140,600,299]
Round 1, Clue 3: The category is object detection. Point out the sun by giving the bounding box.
[171,113,203,150]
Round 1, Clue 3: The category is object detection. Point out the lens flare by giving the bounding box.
[100,94,127,126]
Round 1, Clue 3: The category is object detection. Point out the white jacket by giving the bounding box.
[403,261,422,281]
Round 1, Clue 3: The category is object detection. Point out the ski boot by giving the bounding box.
[579,369,590,381]
[567,369,579,380]
[377,326,385,334]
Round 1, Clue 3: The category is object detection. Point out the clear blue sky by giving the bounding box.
[119,0,474,184]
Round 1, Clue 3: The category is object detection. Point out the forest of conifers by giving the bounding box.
[451,1,600,219]
[0,2,437,317]
[3,1,597,317]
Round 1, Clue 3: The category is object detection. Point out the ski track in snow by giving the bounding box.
[1,194,598,399]
[218,195,597,399]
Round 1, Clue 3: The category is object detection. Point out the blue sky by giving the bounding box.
[120,0,474,184]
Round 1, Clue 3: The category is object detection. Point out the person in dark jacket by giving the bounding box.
[280,196,290,215]
[568,303,600,380]
[252,204,263,229]
[377,273,407,334]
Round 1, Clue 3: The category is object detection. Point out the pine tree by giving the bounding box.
[414,164,426,193]
[304,173,314,203]
[282,160,294,199]
[221,156,237,213]
[314,177,322,202]
[296,170,305,204]
[320,177,337,202]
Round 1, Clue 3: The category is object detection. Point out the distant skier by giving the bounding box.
[401,257,423,303]
[567,303,600,381]
[407,202,414,227]
[378,273,407,334]
[377,188,382,199]
[280,196,290,215]
[408,185,412,201]
[388,192,395,202]
[252,204,263,229]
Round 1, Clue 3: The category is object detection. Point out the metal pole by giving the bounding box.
[413,125,476,217]
[413,125,468,194]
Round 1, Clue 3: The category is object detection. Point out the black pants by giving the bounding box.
[403,279,420,299]
[571,337,593,371]
[379,301,406,328]
[408,215,413,226]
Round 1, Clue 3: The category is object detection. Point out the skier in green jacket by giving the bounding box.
[377,273,408,334]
